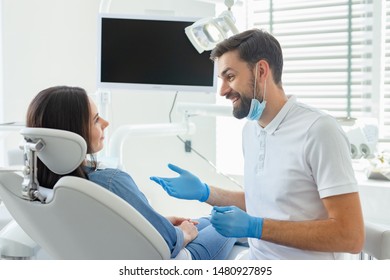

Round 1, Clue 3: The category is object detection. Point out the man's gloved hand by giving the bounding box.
[210,206,263,239]
[150,163,210,202]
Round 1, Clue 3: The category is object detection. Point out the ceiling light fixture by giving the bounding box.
[185,0,239,53]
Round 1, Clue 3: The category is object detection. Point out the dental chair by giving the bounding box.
[0,127,248,260]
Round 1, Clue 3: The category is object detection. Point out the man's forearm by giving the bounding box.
[261,218,363,254]
[260,193,365,254]
[206,186,246,210]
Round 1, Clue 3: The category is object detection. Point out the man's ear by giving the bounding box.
[258,59,270,81]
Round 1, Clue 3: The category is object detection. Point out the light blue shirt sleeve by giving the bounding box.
[87,168,184,258]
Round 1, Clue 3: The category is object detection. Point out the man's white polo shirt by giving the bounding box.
[243,96,358,259]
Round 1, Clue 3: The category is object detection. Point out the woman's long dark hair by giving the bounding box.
[26,86,92,188]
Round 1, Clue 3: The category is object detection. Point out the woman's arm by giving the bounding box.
[166,216,199,226]
[177,220,199,247]
[89,169,189,257]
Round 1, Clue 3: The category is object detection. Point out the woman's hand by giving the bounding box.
[166,216,199,226]
[178,220,198,247]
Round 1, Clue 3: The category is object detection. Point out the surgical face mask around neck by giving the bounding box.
[247,65,267,121]
[247,98,266,121]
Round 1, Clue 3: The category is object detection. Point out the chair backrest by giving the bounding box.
[0,128,171,259]
[20,127,87,175]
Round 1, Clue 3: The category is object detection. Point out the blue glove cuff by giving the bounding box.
[199,183,210,202]
[250,217,264,239]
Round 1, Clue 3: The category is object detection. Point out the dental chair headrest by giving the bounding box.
[20,127,87,175]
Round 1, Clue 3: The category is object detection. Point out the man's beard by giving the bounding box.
[232,78,256,119]
[232,94,252,119]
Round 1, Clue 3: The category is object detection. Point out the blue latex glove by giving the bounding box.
[210,206,263,239]
[150,163,210,202]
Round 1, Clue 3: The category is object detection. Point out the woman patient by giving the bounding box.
[26,85,236,260]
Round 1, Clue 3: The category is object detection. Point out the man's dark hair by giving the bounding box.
[210,29,283,85]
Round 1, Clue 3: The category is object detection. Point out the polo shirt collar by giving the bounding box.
[256,95,296,136]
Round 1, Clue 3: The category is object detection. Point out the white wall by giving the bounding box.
[0,0,243,217]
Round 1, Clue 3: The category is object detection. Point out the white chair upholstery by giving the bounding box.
[363,221,390,260]
[0,171,171,259]
[20,127,87,175]
[0,127,248,260]
[0,127,171,259]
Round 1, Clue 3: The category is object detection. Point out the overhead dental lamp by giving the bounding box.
[185,0,239,53]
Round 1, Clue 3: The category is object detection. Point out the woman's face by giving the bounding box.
[89,97,109,153]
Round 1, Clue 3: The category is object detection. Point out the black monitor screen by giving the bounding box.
[98,15,216,92]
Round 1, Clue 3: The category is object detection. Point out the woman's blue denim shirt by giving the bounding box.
[85,167,184,258]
